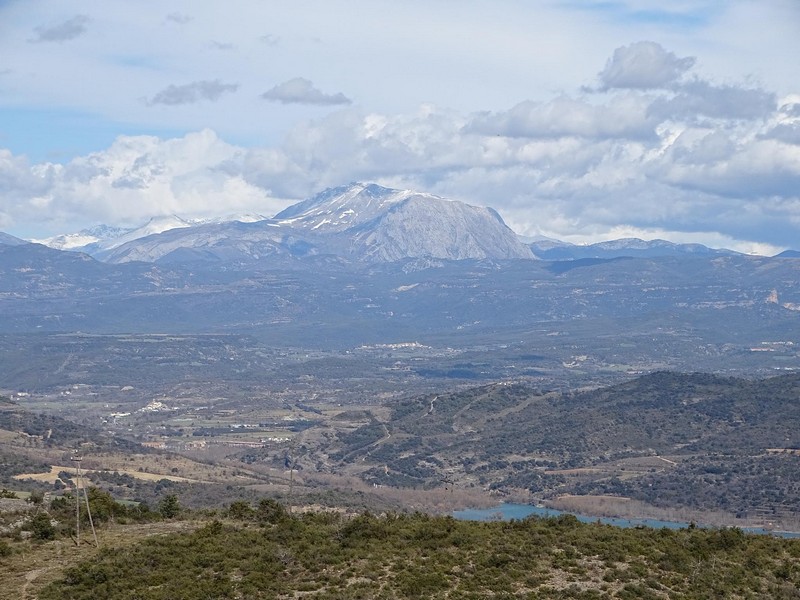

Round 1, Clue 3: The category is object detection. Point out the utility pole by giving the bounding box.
[286,434,306,515]
[287,440,296,514]
[71,455,98,547]
[73,456,80,545]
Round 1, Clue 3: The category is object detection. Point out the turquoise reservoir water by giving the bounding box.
[453,503,687,529]
[453,503,800,538]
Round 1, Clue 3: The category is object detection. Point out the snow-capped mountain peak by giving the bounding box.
[92,182,534,264]
[275,182,424,232]
[31,224,133,250]
[31,216,191,253]
[34,213,271,254]
[97,215,193,252]
[269,182,534,261]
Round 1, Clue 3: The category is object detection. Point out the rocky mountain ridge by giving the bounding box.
[16,182,787,265]
[94,183,535,264]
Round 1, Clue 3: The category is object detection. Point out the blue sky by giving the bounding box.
[1,0,799,254]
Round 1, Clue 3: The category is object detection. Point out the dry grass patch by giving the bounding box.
[13,465,206,485]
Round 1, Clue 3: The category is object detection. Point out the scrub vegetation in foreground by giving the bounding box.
[35,500,800,599]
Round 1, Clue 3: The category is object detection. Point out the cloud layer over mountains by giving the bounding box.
[1,0,799,256]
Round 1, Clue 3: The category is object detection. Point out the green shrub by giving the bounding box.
[158,494,180,519]
[227,500,254,520]
[29,513,55,540]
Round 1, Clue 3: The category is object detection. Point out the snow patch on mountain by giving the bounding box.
[34,214,269,256]
[33,224,134,250]
[275,183,417,232]
[194,213,269,225]
[100,183,535,264]
[103,216,193,250]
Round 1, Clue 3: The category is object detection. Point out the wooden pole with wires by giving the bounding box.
[287,440,296,514]
[72,456,81,545]
[83,482,99,547]
[71,455,98,547]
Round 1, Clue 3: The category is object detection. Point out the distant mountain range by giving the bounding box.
[775,249,800,259]
[2,218,799,347]
[2,193,800,383]
[13,182,795,264]
[528,237,737,260]
[31,213,270,257]
[45,183,533,264]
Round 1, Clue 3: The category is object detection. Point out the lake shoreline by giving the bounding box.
[453,502,800,539]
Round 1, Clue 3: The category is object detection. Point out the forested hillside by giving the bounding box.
[327,372,800,521]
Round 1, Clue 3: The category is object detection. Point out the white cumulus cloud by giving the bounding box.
[466,95,657,141]
[0,131,284,236]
